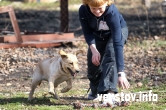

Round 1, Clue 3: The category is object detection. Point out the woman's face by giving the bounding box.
[89,3,107,17]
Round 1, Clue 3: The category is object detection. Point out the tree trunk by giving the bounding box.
[60,0,69,32]
[142,0,151,8]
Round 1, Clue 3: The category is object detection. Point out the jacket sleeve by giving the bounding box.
[79,5,95,46]
[106,5,124,72]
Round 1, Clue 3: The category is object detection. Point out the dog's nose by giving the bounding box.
[76,70,79,73]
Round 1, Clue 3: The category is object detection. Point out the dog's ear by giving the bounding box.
[75,49,84,56]
[59,50,67,59]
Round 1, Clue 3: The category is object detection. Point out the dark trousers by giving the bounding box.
[87,38,118,96]
[87,27,128,96]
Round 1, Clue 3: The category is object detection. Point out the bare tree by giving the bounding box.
[142,0,151,8]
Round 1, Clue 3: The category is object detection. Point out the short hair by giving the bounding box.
[82,0,114,7]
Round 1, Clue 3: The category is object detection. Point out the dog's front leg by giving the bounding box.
[48,77,59,99]
[61,79,72,93]
[48,77,55,95]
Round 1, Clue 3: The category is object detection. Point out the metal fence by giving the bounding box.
[0,0,166,37]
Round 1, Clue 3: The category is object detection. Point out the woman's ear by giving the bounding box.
[107,0,114,5]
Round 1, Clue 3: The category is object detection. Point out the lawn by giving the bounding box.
[0,77,165,110]
[0,39,165,110]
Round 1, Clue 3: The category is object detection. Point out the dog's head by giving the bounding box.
[59,50,80,77]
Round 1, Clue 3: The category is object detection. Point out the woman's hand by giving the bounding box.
[90,44,101,66]
[118,72,130,89]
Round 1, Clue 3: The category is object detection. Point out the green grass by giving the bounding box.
[127,39,166,58]
[0,1,82,11]
[0,79,165,110]
[0,1,60,10]
[127,40,165,49]
[0,39,165,109]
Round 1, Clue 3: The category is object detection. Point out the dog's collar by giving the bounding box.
[60,61,66,73]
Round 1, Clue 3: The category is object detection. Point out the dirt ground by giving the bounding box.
[0,38,165,110]
[0,38,165,93]
[0,41,88,93]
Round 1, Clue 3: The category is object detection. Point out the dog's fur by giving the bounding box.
[28,50,79,101]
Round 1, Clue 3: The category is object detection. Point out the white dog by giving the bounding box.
[28,50,80,101]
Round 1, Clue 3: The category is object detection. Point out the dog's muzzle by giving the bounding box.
[67,67,79,77]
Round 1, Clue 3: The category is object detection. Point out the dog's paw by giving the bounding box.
[28,97,33,101]
[49,91,55,96]
[61,89,67,93]
[61,88,71,93]
[54,95,60,100]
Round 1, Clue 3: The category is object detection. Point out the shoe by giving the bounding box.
[87,91,97,100]
[102,93,117,107]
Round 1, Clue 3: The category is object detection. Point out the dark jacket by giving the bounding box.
[79,4,127,72]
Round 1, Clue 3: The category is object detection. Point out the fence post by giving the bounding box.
[60,0,69,32]
[0,6,23,43]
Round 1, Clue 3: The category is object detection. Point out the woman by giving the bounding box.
[79,0,130,104]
